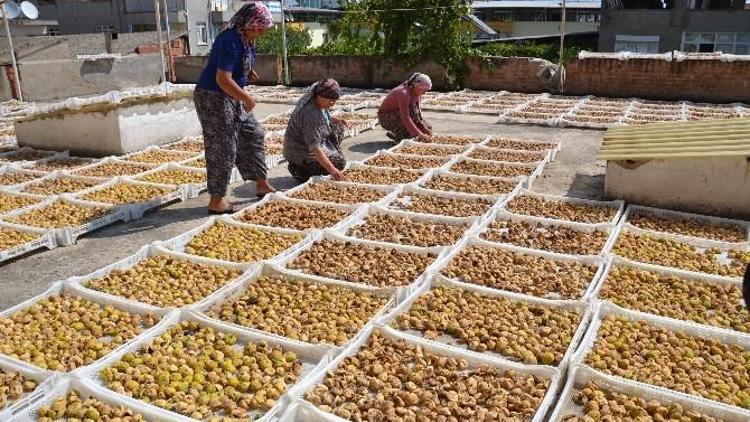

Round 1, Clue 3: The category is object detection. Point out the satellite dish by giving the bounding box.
[0,2,21,20]
[20,1,38,20]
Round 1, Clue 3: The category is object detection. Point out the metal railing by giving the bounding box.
[124,0,187,13]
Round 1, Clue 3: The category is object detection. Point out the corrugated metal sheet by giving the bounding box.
[598,118,750,160]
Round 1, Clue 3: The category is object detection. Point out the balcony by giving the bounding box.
[124,0,187,13]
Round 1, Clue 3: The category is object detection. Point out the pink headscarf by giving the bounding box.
[229,2,273,31]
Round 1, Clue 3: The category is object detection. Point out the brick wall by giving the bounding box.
[177,54,750,103]
[564,58,750,103]
[464,57,549,93]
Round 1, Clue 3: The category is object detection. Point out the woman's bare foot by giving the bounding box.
[256,179,276,196]
[208,195,232,213]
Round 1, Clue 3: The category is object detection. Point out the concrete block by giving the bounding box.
[604,157,750,220]
[15,96,201,157]
[18,55,162,102]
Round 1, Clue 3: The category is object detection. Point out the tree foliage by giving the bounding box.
[256,25,312,56]
[479,41,583,64]
[320,0,476,86]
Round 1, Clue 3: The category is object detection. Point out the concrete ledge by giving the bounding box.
[18,55,163,102]
[16,96,201,156]
[604,157,750,219]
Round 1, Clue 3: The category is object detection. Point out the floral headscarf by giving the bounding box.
[293,79,342,114]
[229,2,273,33]
[407,73,433,90]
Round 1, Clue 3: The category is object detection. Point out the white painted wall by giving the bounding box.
[510,21,598,37]
[301,22,328,48]
[604,157,750,219]
[16,98,201,156]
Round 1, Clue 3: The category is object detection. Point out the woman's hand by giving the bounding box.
[417,133,431,142]
[248,70,260,83]
[242,95,256,112]
[332,117,349,128]
[330,168,346,181]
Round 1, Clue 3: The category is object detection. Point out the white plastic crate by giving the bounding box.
[7,171,108,196]
[0,221,56,263]
[385,184,506,218]
[499,188,626,226]
[473,209,617,256]
[283,324,561,422]
[433,236,607,301]
[274,230,449,299]
[0,195,129,246]
[159,216,311,266]
[608,223,750,279]
[70,156,158,178]
[420,133,490,146]
[622,204,750,244]
[69,244,253,311]
[78,309,334,422]
[0,189,49,217]
[335,162,430,188]
[18,155,99,173]
[193,263,396,349]
[0,167,49,189]
[591,255,749,337]
[548,364,750,422]
[0,147,65,166]
[283,177,401,207]
[0,281,171,375]
[387,139,468,157]
[465,144,552,166]
[0,357,57,421]
[419,168,526,197]
[278,400,349,422]
[72,177,184,220]
[335,204,479,248]
[176,154,205,169]
[363,150,458,171]
[481,136,562,161]
[9,374,192,422]
[134,162,208,199]
[232,192,365,233]
[122,145,199,165]
[449,156,545,189]
[571,301,750,414]
[378,273,592,373]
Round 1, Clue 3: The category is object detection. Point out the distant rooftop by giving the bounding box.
[471,0,601,8]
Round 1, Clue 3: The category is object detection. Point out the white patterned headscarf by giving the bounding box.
[407,73,432,90]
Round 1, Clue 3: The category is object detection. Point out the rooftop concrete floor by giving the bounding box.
[0,105,606,311]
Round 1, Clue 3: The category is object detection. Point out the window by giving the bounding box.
[196,22,208,45]
[96,25,115,33]
[614,35,660,53]
[48,26,60,36]
[682,32,750,54]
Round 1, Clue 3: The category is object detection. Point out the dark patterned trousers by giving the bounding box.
[377,104,432,141]
[287,128,346,183]
[194,88,268,197]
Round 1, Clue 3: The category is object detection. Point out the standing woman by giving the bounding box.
[283,79,348,182]
[194,2,275,214]
[378,72,434,142]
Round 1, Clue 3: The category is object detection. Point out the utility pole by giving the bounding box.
[153,0,167,83]
[558,0,566,93]
[279,0,290,85]
[1,1,22,101]
[161,0,174,81]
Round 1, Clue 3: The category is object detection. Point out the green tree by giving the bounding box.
[256,25,313,56]
[318,0,476,86]
[479,41,582,64]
